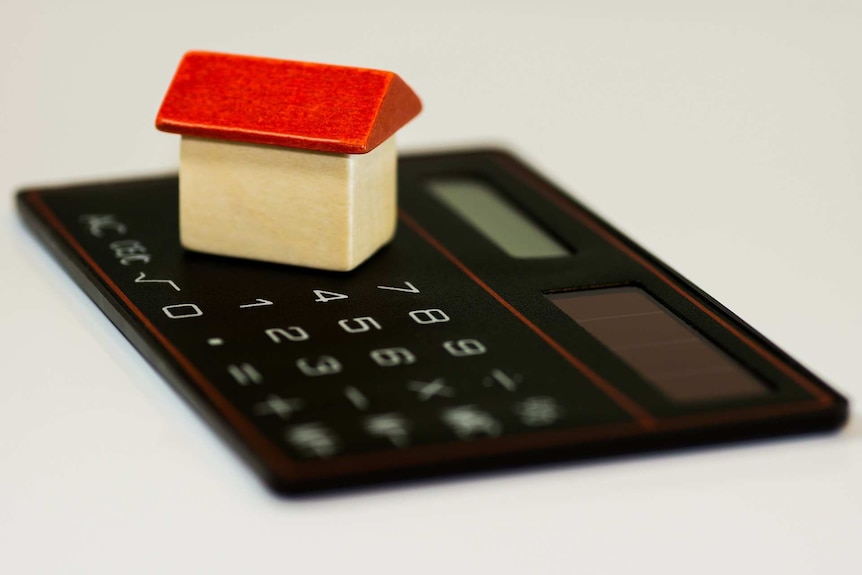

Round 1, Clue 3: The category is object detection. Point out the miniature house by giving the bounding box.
[155,51,422,271]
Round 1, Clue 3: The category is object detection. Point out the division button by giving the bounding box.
[253,395,304,420]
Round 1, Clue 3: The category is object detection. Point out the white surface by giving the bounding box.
[2,1,860,573]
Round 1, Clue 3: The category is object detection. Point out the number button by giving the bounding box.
[409,308,450,325]
[296,356,342,377]
[370,347,416,367]
[265,327,310,343]
[239,298,272,309]
[313,289,348,303]
[443,339,487,357]
[377,281,420,293]
[162,303,203,319]
[338,316,382,334]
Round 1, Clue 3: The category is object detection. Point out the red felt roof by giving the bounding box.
[156,51,422,154]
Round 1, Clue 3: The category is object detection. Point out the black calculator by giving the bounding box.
[18,149,848,493]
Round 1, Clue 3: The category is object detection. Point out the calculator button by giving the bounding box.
[369,347,416,367]
[207,337,225,346]
[134,271,181,292]
[441,405,502,439]
[408,308,450,324]
[376,281,420,294]
[363,413,411,447]
[514,397,565,427]
[239,298,273,309]
[343,386,371,410]
[408,379,455,401]
[312,289,349,303]
[162,303,203,319]
[338,316,382,333]
[296,356,342,376]
[227,363,263,385]
[265,327,310,343]
[285,423,339,458]
[253,395,304,420]
[482,369,521,391]
[443,338,487,357]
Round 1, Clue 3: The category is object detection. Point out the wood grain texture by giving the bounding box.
[178,135,397,271]
[156,51,422,154]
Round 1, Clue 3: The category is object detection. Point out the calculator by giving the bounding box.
[18,149,848,493]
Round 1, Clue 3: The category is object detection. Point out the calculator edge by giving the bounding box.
[16,188,287,491]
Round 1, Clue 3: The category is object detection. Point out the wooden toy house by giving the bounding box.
[156,51,422,271]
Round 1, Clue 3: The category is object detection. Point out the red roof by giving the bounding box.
[156,51,422,154]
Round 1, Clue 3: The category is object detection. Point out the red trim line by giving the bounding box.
[27,193,295,476]
[398,210,657,429]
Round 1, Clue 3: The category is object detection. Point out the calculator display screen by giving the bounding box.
[429,179,570,258]
[547,287,770,403]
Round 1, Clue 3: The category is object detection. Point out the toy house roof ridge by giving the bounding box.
[155,51,422,154]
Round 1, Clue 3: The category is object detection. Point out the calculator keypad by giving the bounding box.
[41,183,633,462]
[193,274,590,460]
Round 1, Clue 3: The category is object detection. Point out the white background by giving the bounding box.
[1,1,860,573]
